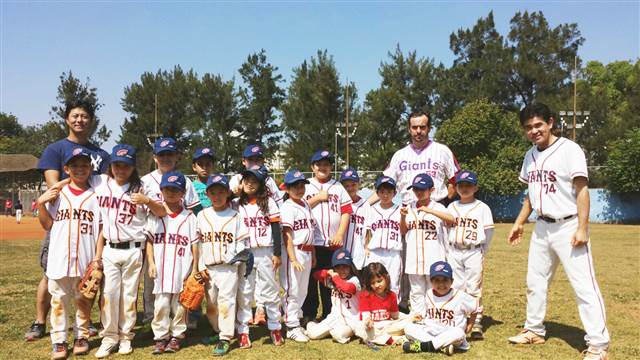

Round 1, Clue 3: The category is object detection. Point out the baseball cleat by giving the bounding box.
[508,330,545,345]
[270,329,284,346]
[151,340,165,355]
[470,324,484,340]
[238,332,251,349]
[441,343,456,356]
[286,327,309,343]
[254,307,267,325]
[164,337,180,353]
[95,342,117,358]
[25,321,46,341]
[51,342,68,360]
[212,340,230,356]
[117,340,133,355]
[72,338,90,355]
[582,346,608,360]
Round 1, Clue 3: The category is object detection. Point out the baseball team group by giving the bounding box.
[22,100,610,359]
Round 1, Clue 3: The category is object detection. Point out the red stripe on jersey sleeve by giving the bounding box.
[340,203,353,214]
[331,274,357,295]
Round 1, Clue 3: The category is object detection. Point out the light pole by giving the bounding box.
[558,110,590,140]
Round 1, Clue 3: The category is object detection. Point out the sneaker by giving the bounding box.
[270,330,284,346]
[95,342,117,358]
[470,324,484,340]
[152,340,166,355]
[238,333,251,349]
[117,340,133,355]
[25,321,46,341]
[286,327,309,343]
[212,340,230,356]
[51,342,68,360]
[73,338,90,355]
[508,330,546,345]
[254,307,267,325]
[88,323,99,337]
[403,340,421,353]
[582,346,609,360]
[441,343,455,356]
[165,337,180,353]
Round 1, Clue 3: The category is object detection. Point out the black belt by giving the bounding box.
[538,214,577,223]
[108,241,141,249]
[452,243,481,250]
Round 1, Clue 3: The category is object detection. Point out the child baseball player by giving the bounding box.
[280,169,321,343]
[145,171,199,355]
[364,176,402,299]
[303,150,353,323]
[196,174,250,356]
[400,173,453,316]
[307,248,361,343]
[234,165,284,347]
[403,261,478,355]
[37,147,102,360]
[192,147,215,210]
[446,170,494,339]
[339,167,370,270]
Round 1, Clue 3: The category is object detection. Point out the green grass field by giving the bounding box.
[1,224,638,359]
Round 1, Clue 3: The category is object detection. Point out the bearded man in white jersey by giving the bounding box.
[507,103,609,360]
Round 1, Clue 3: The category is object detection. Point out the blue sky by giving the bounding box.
[2,1,638,150]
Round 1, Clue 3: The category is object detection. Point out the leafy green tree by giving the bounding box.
[436,99,528,195]
[238,50,285,152]
[603,128,640,193]
[0,113,65,157]
[50,71,110,145]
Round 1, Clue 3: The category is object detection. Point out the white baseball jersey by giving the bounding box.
[328,276,361,321]
[366,203,402,251]
[383,142,459,203]
[423,288,478,331]
[233,197,280,248]
[141,169,200,209]
[144,209,198,294]
[519,137,588,219]
[343,197,370,269]
[280,198,323,246]
[304,178,353,247]
[447,200,494,247]
[229,174,284,206]
[196,207,249,266]
[46,185,100,280]
[95,176,149,243]
[404,201,448,275]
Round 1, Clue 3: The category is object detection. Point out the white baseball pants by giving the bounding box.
[236,247,281,333]
[365,248,402,301]
[205,264,240,341]
[354,317,408,345]
[151,293,186,341]
[408,274,432,316]
[48,277,92,344]
[524,218,609,347]
[281,247,312,328]
[15,209,22,223]
[99,245,143,345]
[307,315,360,343]
[405,321,467,350]
[448,246,484,315]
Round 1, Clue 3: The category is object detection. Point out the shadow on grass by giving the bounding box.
[545,321,586,352]
[481,315,503,333]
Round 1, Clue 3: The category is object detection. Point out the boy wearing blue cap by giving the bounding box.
[400,173,454,317]
[192,147,215,210]
[229,144,283,206]
[144,171,200,355]
[339,168,370,270]
[446,170,494,340]
[403,261,478,355]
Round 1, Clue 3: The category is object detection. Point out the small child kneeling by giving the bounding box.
[403,261,478,356]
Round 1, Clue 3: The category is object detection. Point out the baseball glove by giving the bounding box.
[78,261,103,300]
[226,249,254,278]
[179,270,209,311]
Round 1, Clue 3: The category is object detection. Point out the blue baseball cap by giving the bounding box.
[284,169,310,185]
[154,137,177,155]
[310,150,334,164]
[429,261,453,279]
[407,173,434,190]
[242,164,268,183]
[193,147,215,161]
[455,170,478,185]
[160,170,186,191]
[339,167,360,182]
[242,144,264,158]
[206,173,230,191]
[331,248,354,268]
[375,176,397,190]
[63,147,92,165]
[111,144,136,166]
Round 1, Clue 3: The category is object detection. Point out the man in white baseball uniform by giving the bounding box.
[507,103,609,360]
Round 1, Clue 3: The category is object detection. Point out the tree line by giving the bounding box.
[1,10,639,194]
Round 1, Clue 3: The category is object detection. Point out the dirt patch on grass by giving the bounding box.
[0,216,44,241]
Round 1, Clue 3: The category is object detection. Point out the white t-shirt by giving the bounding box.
[447,200,494,247]
[304,178,353,247]
[233,197,280,248]
[95,176,149,243]
[196,207,250,266]
[229,174,284,207]
[280,198,323,246]
[423,288,478,332]
[366,203,402,251]
[404,201,448,275]
[383,141,459,203]
[342,197,370,269]
[519,137,588,219]
[46,185,100,280]
[141,169,200,209]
